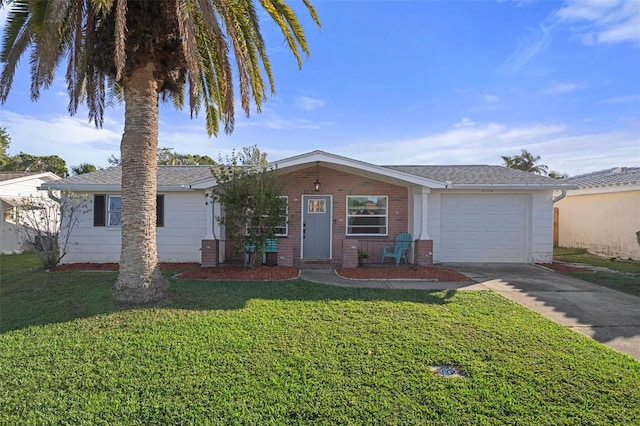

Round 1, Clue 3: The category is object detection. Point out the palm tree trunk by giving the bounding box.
[112,62,169,305]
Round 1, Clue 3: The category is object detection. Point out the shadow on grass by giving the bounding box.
[1,267,456,333]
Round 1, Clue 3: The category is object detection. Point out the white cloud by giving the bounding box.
[294,96,325,111]
[501,23,551,72]
[1,110,122,169]
[544,81,583,94]
[600,94,640,104]
[333,121,639,177]
[484,94,500,103]
[555,0,640,45]
[454,117,476,128]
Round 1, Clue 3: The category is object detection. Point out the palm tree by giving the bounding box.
[501,149,549,175]
[1,0,319,305]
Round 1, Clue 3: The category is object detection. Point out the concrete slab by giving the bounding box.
[299,269,487,291]
[446,263,640,361]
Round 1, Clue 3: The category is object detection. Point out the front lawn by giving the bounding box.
[1,253,639,424]
[553,247,640,296]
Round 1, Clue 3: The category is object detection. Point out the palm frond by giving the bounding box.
[175,0,201,112]
[0,0,32,102]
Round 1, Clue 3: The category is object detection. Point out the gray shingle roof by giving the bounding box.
[561,167,640,189]
[0,171,44,182]
[50,166,213,187]
[385,165,559,185]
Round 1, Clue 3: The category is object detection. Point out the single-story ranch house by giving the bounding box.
[556,167,640,260]
[41,150,574,267]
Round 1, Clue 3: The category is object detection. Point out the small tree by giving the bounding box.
[17,191,90,269]
[210,147,287,269]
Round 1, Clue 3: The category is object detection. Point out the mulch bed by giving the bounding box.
[50,263,472,282]
[176,266,300,281]
[336,266,472,282]
[51,263,200,272]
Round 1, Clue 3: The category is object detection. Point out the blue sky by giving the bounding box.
[1,0,639,176]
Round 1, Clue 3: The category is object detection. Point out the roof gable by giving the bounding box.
[0,171,60,186]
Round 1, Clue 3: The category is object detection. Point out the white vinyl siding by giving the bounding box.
[61,192,206,263]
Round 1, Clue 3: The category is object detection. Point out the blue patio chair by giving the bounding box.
[244,238,279,266]
[381,232,412,266]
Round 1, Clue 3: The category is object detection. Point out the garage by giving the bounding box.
[440,194,529,262]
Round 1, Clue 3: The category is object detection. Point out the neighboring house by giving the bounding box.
[556,167,640,260]
[0,171,61,254]
[41,150,573,267]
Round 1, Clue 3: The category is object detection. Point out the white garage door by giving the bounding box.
[440,194,528,262]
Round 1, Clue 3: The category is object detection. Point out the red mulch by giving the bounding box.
[536,262,595,273]
[176,266,300,281]
[51,262,200,272]
[50,263,471,282]
[336,266,472,282]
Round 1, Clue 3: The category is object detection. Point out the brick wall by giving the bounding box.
[282,165,409,266]
[414,239,434,266]
[201,239,218,267]
[215,165,411,267]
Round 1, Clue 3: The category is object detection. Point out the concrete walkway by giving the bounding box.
[300,266,640,361]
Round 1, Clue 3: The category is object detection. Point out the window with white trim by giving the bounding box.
[274,196,288,236]
[107,196,122,227]
[248,196,288,237]
[347,196,388,236]
[93,194,164,227]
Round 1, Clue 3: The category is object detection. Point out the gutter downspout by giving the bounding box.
[552,189,567,203]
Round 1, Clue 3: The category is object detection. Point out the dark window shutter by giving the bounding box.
[156,195,164,227]
[94,195,106,227]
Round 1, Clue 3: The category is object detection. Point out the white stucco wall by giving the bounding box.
[60,191,207,263]
[556,188,640,260]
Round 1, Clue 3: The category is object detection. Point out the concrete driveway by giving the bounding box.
[445,263,640,361]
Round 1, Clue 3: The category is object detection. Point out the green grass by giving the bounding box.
[2,253,639,425]
[553,247,640,296]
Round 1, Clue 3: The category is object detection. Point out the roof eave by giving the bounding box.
[448,183,579,190]
[39,183,194,192]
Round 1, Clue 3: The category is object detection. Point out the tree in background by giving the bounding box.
[157,147,217,165]
[1,0,319,305]
[210,147,287,269]
[2,152,68,177]
[71,163,98,175]
[0,127,10,168]
[501,149,549,175]
[109,147,217,166]
[548,171,569,179]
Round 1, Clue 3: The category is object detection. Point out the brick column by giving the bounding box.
[414,239,433,266]
[201,239,219,267]
[277,238,294,267]
[342,240,359,268]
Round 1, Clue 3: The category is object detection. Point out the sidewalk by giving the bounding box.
[299,269,487,290]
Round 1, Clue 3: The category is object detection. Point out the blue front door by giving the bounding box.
[302,195,332,259]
